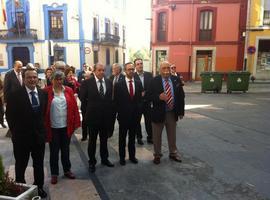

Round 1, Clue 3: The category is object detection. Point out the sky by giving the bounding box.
[125,0,151,50]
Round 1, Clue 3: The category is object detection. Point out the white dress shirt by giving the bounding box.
[125,77,135,94]
[25,86,40,105]
[94,75,106,94]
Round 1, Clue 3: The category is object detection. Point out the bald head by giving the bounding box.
[13,60,23,73]
[54,61,66,72]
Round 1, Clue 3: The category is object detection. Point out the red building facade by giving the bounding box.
[151,0,248,80]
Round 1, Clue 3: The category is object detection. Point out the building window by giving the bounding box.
[157,12,167,42]
[114,23,119,36]
[105,19,111,34]
[106,48,110,65]
[14,12,26,31]
[93,17,99,40]
[122,26,126,44]
[93,51,98,64]
[49,10,64,39]
[264,0,270,25]
[199,10,213,41]
[264,11,270,25]
[115,49,119,63]
[53,46,65,62]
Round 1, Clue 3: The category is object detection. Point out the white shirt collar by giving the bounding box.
[94,75,105,83]
[125,77,134,82]
[25,86,38,94]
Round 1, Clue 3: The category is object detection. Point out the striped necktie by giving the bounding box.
[164,79,174,110]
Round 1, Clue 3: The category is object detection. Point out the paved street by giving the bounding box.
[1,82,270,200]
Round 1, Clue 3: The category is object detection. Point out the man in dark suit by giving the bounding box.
[108,63,125,137]
[3,60,23,103]
[3,60,23,136]
[114,62,143,165]
[79,63,114,172]
[5,67,48,198]
[147,61,185,165]
[78,71,93,141]
[134,58,153,145]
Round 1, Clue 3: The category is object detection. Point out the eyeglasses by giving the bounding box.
[136,63,143,65]
[171,67,176,69]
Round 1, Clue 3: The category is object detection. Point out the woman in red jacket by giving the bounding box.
[44,70,80,185]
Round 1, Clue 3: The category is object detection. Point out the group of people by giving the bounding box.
[2,58,185,198]
[4,61,80,198]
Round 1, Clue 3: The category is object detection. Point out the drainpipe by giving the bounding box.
[188,0,194,81]
[78,0,85,70]
[244,0,251,71]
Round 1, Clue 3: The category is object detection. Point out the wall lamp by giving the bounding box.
[169,4,176,11]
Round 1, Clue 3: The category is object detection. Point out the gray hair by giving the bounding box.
[50,70,65,81]
[54,61,66,71]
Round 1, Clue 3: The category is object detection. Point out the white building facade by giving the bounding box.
[0,0,127,74]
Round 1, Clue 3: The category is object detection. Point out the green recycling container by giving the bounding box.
[200,72,224,93]
[226,71,251,93]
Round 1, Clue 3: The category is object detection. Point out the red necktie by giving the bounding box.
[129,80,134,99]
[165,79,174,110]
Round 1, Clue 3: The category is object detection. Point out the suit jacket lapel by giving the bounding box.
[11,70,21,86]
[23,87,34,112]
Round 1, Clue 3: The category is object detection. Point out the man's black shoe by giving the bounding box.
[137,139,144,145]
[89,164,96,173]
[38,188,47,198]
[129,158,138,164]
[119,159,126,166]
[101,160,114,167]
[147,139,153,144]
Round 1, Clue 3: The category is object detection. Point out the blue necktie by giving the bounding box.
[30,91,39,112]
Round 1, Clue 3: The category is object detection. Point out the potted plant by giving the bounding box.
[0,155,39,200]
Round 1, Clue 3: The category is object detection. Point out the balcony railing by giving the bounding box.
[263,18,270,25]
[0,28,37,40]
[99,33,120,46]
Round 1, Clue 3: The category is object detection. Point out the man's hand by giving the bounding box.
[142,91,145,97]
[159,92,169,101]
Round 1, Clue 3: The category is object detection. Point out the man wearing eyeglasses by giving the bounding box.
[134,58,153,145]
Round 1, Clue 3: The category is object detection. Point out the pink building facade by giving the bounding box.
[151,0,247,81]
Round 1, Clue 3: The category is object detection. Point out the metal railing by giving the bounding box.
[0,28,37,40]
[99,33,120,45]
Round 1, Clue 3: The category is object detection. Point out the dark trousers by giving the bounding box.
[49,128,71,176]
[136,102,152,140]
[0,99,4,124]
[88,126,109,165]
[12,137,45,188]
[119,124,136,160]
[81,112,88,139]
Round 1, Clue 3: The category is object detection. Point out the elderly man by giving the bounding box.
[147,61,185,165]
[3,60,23,103]
[6,67,48,198]
[3,60,23,134]
[79,63,114,172]
[108,63,125,137]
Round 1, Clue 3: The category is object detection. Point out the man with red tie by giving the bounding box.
[114,62,143,165]
[147,61,185,164]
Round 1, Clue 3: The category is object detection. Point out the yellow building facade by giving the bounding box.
[246,0,270,80]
